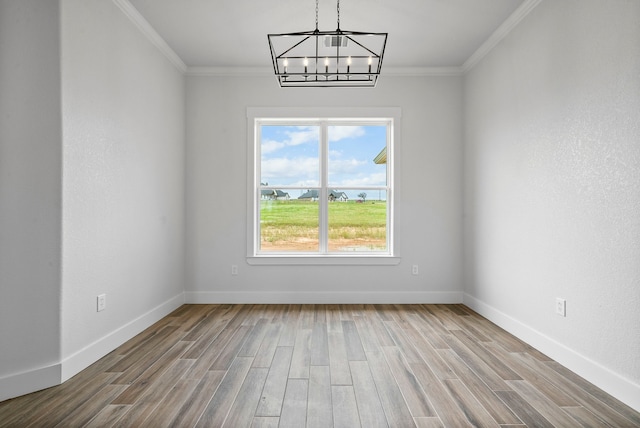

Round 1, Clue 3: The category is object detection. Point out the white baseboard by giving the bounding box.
[60,293,185,382]
[185,290,463,304]
[0,293,185,402]
[0,363,61,402]
[463,293,640,412]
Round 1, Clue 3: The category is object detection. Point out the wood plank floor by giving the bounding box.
[1,304,638,427]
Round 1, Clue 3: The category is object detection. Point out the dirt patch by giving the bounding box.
[261,238,386,252]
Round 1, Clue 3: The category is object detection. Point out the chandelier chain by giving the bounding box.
[315,0,319,31]
[337,0,340,29]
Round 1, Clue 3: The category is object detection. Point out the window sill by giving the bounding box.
[247,256,401,266]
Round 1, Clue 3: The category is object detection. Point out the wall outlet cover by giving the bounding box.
[97,294,106,312]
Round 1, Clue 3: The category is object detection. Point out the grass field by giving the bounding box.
[260,199,387,251]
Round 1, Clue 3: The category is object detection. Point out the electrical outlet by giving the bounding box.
[231,265,238,275]
[555,298,566,317]
[412,265,419,275]
[97,294,106,312]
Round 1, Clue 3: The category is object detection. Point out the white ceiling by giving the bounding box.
[127,0,528,70]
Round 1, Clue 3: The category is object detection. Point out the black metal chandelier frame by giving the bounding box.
[267,0,388,88]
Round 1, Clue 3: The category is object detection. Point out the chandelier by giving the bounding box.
[267,0,388,88]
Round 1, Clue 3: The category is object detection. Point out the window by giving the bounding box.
[247,108,400,265]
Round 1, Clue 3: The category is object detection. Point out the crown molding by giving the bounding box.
[186,66,273,77]
[186,66,463,77]
[112,0,187,73]
[384,66,463,77]
[113,0,540,78]
[462,0,542,73]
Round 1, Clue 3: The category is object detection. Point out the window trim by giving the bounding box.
[246,107,402,266]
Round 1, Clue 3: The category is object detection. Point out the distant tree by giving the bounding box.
[358,192,367,202]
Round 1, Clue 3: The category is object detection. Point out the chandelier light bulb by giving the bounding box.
[304,57,308,80]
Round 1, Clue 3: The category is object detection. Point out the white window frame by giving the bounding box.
[246,107,401,266]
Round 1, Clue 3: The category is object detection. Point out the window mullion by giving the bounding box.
[255,122,263,255]
[318,121,329,254]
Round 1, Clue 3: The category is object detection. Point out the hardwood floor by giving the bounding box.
[1,304,638,427]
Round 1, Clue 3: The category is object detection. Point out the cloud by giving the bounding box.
[261,139,285,154]
[331,172,387,187]
[328,126,365,142]
[285,127,318,146]
[262,155,386,188]
[329,158,367,174]
[261,157,319,185]
[262,126,318,154]
[262,125,366,155]
[261,125,385,187]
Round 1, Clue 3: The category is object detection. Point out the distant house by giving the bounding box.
[298,190,319,200]
[261,189,290,200]
[329,190,348,202]
[298,190,348,201]
[274,190,290,200]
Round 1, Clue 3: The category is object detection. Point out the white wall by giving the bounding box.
[59,0,185,379]
[463,0,640,410]
[185,75,463,303]
[0,0,63,400]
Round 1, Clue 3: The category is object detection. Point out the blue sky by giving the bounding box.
[260,124,387,199]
